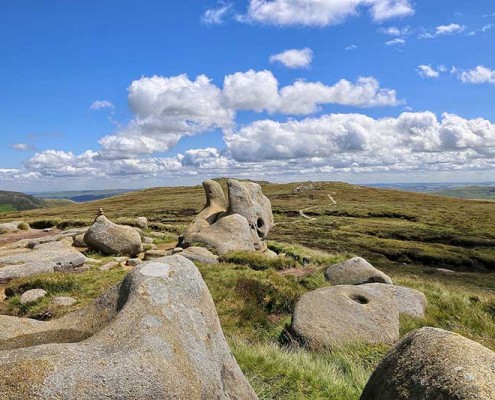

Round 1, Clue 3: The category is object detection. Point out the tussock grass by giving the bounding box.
[231,339,387,400]
[219,251,299,271]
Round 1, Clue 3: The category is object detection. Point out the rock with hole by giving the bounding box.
[360,283,427,318]
[289,285,399,350]
[180,179,274,255]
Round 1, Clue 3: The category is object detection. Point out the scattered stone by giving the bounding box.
[180,179,274,255]
[172,247,184,254]
[0,256,258,399]
[437,268,456,275]
[0,241,86,282]
[181,246,219,264]
[99,261,120,271]
[127,258,142,267]
[52,297,76,306]
[20,289,47,305]
[147,231,165,238]
[325,257,393,286]
[143,237,154,244]
[113,256,128,263]
[71,265,91,274]
[135,216,148,229]
[84,258,101,264]
[293,182,316,193]
[360,283,427,318]
[142,243,157,251]
[84,213,143,256]
[143,250,170,261]
[263,249,279,258]
[73,234,86,247]
[361,327,495,400]
[290,285,399,350]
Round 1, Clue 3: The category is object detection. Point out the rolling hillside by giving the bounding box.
[0,191,45,212]
[2,179,495,272]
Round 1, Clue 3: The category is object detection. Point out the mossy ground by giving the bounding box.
[1,180,495,398]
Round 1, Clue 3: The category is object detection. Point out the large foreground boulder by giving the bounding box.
[361,327,495,400]
[0,241,86,283]
[84,214,143,256]
[180,179,274,255]
[0,255,257,399]
[290,285,399,350]
[325,257,393,286]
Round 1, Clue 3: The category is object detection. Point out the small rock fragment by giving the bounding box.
[20,289,47,305]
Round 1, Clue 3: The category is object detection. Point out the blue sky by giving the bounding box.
[1,0,495,191]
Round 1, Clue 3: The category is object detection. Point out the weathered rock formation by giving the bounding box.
[361,327,495,400]
[325,257,393,286]
[179,179,274,255]
[84,212,143,256]
[0,255,258,399]
[289,285,399,350]
[0,240,86,283]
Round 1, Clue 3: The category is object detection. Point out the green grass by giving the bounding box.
[0,204,16,213]
[1,180,495,398]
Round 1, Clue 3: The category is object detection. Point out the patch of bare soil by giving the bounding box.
[0,228,62,247]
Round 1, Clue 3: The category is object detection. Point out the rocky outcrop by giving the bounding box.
[0,241,86,283]
[325,257,393,286]
[0,221,29,234]
[0,256,257,399]
[361,327,495,400]
[84,214,143,256]
[180,179,274,255]
[290,285,399,350]
[181,246,219,264]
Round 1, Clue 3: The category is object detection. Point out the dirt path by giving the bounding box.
[0,228,62,247]
[297,192,338,220]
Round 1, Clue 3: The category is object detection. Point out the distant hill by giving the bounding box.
[431,186,495,201]
[34,189,137,203]
[0,190,45,212]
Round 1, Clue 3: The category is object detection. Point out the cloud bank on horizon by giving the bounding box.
[2,0,495,190]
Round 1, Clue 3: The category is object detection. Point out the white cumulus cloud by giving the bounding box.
[90,100,114,110]
[385,38,405,46]
[270,48,313,69]
[419,23,466,39]
[201,2,232,25]
[417,65,440,79]
[458,66,495,84]
[97,70,399,159]
[243,0,414,27]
